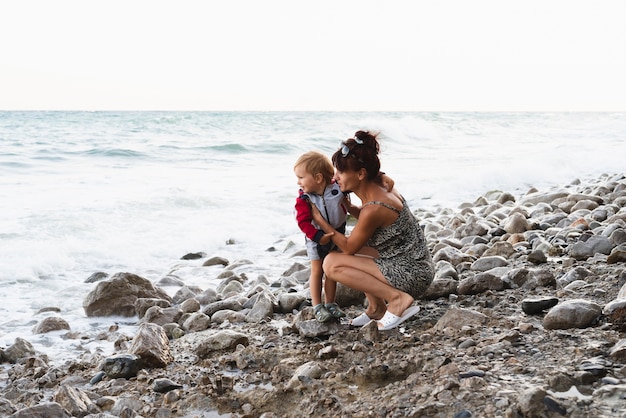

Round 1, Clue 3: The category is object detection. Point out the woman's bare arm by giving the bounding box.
[312,203,382,255]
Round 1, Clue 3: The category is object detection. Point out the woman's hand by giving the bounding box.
[310,202,323,224]
[318,231,335,245]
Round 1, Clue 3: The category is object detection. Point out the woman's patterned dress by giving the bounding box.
[364,198,434,298]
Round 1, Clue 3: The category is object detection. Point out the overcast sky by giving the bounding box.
[1,0,625,111]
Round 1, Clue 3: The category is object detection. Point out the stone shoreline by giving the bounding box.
[1,172,626,417]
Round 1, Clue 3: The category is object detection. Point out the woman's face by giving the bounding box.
[333,168,359,193]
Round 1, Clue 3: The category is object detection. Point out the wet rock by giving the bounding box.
[142,305,184,326]
[180,297,201,313]
[172,285,203,304]
[134,297,171,318]
[217,280,244,296]
[181,252,206,260]
[85,271,109,283]
[202,256,229,266]
[32,317,70,334]
[83,272,171,317]
[3,337,37,363]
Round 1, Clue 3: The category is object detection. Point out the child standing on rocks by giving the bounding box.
[294,151,349,322]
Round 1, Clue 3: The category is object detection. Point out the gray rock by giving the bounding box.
[83,272,171,317]
[53,385,98,417]
[3,337,37,363]
[202,256,229,266]
[503,212,529,234]
[432,307,488,331]
[134,297,171,319]
[172,285,203,304]
[543,299,602,329]
[527,250,547,264]
[246,291,275,323]
[470,256,509,272]
[423,278,458,299]
[180,297,201,313]
[193,330,249,357]
[433,246,474,266]
[295,318,341,338]
[202,299,243,317]
[182,312,211,333]
[568,235,613,260]
[32,317,70,334]
[458,269,506,295]
[10,402,71,418]
[85,271,109,283]
[128,322,172,368]
[211,309,247,324]
[278,292,307,313]
[142,305,184,326]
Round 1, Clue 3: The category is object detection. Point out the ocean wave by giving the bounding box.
[206,143,248,153]
[84,148,146,158]
[0,158,31,169]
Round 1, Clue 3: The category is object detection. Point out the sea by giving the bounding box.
[1,111,625,365]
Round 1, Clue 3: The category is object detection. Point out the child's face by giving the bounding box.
[294,164,324,194]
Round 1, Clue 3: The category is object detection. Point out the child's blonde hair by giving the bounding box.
[294,151,334,183]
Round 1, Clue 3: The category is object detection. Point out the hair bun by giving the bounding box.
[354,130,380,154]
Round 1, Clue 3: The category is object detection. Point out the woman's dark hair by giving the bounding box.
[332,130,381,182]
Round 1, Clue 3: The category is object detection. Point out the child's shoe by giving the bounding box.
[313,304,332,322]
[325,303,346,318]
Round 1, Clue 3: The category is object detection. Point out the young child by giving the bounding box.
[294,151,349,322]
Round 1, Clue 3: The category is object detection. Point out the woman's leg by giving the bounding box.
[322,252,414,318]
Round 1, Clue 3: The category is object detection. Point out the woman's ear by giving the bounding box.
[357,168,367,181]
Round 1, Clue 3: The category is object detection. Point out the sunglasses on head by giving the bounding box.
[340,137,364,157]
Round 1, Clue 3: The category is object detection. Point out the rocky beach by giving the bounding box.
[1,172,626,418]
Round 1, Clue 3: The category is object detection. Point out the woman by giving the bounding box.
[311,130,434,330]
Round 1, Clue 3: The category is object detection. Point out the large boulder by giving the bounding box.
[83,272,171,317]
